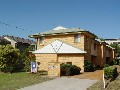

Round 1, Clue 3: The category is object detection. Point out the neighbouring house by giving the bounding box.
[105,38,120,45]
[105,38,120,60]
[3,35,37,52]
[0,36,11,45]
[29,26,115,73]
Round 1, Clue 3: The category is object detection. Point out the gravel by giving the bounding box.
[18,77,97,90]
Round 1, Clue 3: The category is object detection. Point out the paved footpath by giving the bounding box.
[18,77,97,90]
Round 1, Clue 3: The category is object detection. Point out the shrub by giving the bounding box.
[109,60,114,65]
[104,64,109,67]
[109,59,120,65]
[61,64,81,76]
[84,60,95,72]
[103,66,118,79]
[20,48,35,72]
[114,59,118,65]
[0,45,20,73]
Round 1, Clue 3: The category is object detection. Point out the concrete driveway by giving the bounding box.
[19,77,97,90]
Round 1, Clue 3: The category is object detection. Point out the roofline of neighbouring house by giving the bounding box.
[0,36,11,43]
[3,35,37,45]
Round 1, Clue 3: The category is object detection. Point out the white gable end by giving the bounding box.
[33,44,55,54]
[51,40,63,53]
[58,43,86,53]
[33,40,86,54]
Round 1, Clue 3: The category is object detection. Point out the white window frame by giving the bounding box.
[40,37,44,45]
[74,34,81,43]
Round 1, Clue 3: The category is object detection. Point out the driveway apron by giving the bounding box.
[18,77,97,90]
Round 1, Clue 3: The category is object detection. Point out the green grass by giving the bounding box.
[0,72,52,90]
[87,73,120,90]
[88,65,120,90]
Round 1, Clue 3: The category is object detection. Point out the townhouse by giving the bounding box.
[29,26,115,72]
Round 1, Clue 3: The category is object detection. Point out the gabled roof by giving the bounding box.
[3,35,36,44]
[40,28,85,35]
[53,26,67,30]
[106,45,115,49]
[33,40,86,54]
[95,39,104,43]
[29,26,97,37]
[0,36,10,43]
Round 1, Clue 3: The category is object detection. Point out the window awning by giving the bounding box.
[33,40,86,54]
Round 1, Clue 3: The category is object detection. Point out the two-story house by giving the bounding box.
[29,26,115,72]
[3,35,37,52]
[105,38,120,45]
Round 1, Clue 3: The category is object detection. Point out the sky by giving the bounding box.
[0,0,120,40]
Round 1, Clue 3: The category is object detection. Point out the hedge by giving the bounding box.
[103,66,118,79]
[61,64,81,76]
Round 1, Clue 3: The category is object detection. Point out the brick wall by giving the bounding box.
[35,53,85,72]
[48,62,61,77]
[37,34,85,50]
[96,44,102,66]
[35,54,57,71]
[34,32,115,72]
[58,54,84,72]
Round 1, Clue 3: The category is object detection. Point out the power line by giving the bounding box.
[0,21,33,33]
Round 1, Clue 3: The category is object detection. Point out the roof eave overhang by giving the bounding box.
[29,30,97,38]
[33,52,86,54]
[29,31,83,38]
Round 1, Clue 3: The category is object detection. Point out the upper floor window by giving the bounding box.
[86,36,88,43]
[28,45,36,51]
[40,37,44,45]
[66,62,72,65]
[74,34,81,43]
[94,43,96,50]
[86,36,89,49]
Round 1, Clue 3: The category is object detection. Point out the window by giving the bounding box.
[94,43,96,50]
[66,62,72,65]
[74,34,81,43]
[29,45,36,51]
[109,49,111,54]
[86,36,89,49]
[15,43,19,48]
[40,37,44,44]
[37,62,40,65]
[86,35,88,43]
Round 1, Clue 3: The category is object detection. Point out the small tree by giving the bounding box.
[110,43,120,64]
[21,48,35,72]
[84,60,95,72]
[0,45,20,73]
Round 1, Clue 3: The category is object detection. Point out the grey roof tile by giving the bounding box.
[39,28,85,35]
[3,35,36,44]
[0,36,10,43]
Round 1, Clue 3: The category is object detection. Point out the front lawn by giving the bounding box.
[0,72,52,90]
